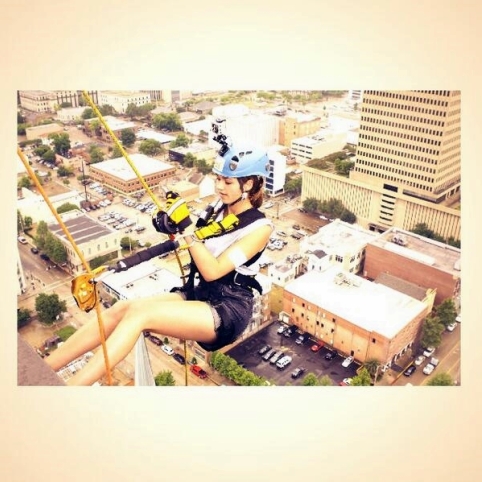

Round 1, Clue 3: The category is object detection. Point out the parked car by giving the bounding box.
[295,335,307,345]
[30,247,39,254]
[324,351,337,361]
[148,335,163,346]
[269,351,284,364]
[342,356,354,368]
[339,377,352,386]
[262,349,276,361]
[403,365,417,377]
[258,344,271,355]
[190,365,208,379]
[283,327,295,338]
[18,236,28,244]
[276,356,292,369]
[446,322,457,332]
[423,346,436,357]
[40,253,50,262]
[414,355,426,366]
[277,325,286,334]
[161,345,174,356]
[423,363,435,375]
[291,367,305,379]
[173,353,185,365]
[311,343,323,353]
[455,314,462,323]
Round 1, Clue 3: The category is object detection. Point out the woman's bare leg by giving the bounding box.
[66,297,217,386]
[45,293,182,372]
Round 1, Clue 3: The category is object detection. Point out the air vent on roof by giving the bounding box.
[392,234,407,246]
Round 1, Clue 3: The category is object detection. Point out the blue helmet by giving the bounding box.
[212,144,270,178]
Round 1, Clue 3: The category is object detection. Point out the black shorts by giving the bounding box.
[172,280,254,352]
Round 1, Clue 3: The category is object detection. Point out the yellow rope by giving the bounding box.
[81,92,190,385]
[17,147,114,386]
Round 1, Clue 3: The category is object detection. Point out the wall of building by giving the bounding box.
[302,167,461,241]
[364,244,458,305]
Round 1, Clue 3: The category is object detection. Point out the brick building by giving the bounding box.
[363,227,461,305]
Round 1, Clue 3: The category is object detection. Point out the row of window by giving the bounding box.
[358,138,441,156]
[356,157,436,174]
[364,90,453,99]
[363,98,449,116]
[361,122,443,137]
[361,111,447,127]
[355,169,433,192]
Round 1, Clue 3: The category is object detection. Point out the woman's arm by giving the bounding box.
[182,224,272,282]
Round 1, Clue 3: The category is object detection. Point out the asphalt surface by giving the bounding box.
[225,320,359,386]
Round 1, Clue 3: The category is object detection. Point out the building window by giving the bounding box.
[332,318,336,322]
[372,338,376,343]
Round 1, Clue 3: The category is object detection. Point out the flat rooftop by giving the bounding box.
[285,266,427,338]
[90,154,173,181]
[370,227,461,275]
[85,115,136,131]
[136,129,176,144]
[49,212,113,245]
[301,219,379,256]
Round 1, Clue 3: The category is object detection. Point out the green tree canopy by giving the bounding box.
[420,315,445,349]
[285,177,302,195]
[302,373,320,386]
[17,308,31,329]
[170,133,190,148]
[88,145,105,164]
[82,108,94,119]
[155,370,176,386]
[18,176,32,189]
[49,132,71,156]
[152,112,183,131]
[138,139,163,156]
[303,197,321,213]
[426,373,455,386]
[120,128,136,147]
[57,202,80,214]
[351,367,372,386]
[35,293,67,324]
[57,164,75,178]
[110,144,124,158]
[435,299,457,328]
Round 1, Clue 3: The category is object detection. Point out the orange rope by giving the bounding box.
[17,147,113,386]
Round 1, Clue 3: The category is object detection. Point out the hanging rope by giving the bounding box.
[81,91,190,386]
[17,147,114,386]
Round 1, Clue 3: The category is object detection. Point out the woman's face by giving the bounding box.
[215,175,243,204]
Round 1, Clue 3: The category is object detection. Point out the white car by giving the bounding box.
[161,345,174,356]
[423,346,435,357]
[456,315,462,323]
[343,377,352,385]
[414,355,426,366]
[277,325,286,334]
[264,202,274,209]
[17,236,28,244]
[423,363,435,375]
[446,322,457,332]
[342,356,354,368]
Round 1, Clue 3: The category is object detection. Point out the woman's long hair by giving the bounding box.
[238,175,265,209]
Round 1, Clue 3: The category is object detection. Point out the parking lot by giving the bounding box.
[225,321,359,386]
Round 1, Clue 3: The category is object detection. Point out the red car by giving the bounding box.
[310,342,324,353]
[190,365,208,379]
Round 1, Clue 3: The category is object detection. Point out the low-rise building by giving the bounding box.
[281,266,431,369]
[98,91,151,114]
[364,227,461,306]
[88,154,176,196]
[25,123,63,141]
[291,130,347,163]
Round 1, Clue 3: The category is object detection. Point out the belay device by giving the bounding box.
[71,266,108,313]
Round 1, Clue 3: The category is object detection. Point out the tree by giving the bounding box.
[155,370,176,386]
[57,202,80,214]
[111,144,124,158]
[41,149,56,163]
[35,293,67,325]
[57,164,75,178]
[334,159,354,176]
[435,299,457,328]
[120,236,134,250]
[302,373,320,386]
[318,375,333,386]
[49,132,71,156]
[152,112,183,131]
[183,152,197,168]
[139,139,163,156]
[285,177,302,195]
[88,145,105,164]
[195,158,212,175]
[340,209,357,224]
[82,108,94,119]
[17,308,31,329]
[363,359,381,382]
[351,367,372,386]
[18,176,32,189]
[427,373,454,386]
[99,104,116,116]
[420,315,445,349]
[120,128,136,147]
[170,133,190,148]
[18,123,28,135]
[411,222,445,243]
[303,197,320,213]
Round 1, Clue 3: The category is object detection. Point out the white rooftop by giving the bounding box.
[86,115,136,131]
[301,219,379,256]
[90,154,173,181]
[101,262,183,300]
[136,129,176,143]
[285,267,427,338]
